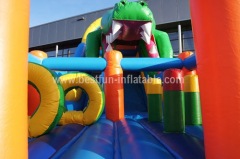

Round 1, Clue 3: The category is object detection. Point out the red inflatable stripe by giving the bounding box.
[163,69,183,91]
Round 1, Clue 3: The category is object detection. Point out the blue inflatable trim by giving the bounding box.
[121,58,183,71]
[42,57,107,71]
[183,54,196,70]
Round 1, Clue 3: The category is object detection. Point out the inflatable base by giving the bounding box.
[28,114,204,159]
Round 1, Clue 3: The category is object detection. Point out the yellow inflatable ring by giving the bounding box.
[28,63,64,138]
[58,73,105,125]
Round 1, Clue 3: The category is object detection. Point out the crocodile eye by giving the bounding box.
[121,1,126,5]
[139,1,147,6]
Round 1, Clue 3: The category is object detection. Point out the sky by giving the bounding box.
[30,0,136,27]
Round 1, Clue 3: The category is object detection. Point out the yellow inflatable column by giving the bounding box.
[0,0,29,158]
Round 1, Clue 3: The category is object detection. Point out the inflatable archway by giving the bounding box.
[58,73,105,125]
[28,63,65,138]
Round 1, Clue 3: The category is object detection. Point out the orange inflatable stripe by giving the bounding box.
[104,50,124,121]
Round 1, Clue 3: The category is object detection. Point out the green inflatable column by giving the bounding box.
[163,69,185,133]
[184,74,202,125]
[146,78,163,122]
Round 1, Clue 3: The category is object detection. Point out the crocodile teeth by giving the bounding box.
[112,20,123,35]
[106,44,113,52]
[141,22,152,37]
[111,31,121,43]
[106,35,110,44]
[107,31,122,44]
[149,45,158,54]
[140,31,151,44]
[106,35,113,51]
[109,34,113,44]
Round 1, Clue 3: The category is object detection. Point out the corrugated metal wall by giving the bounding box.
[29,9,108,47]
[148,0,190,24]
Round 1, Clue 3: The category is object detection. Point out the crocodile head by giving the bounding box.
[101,0,156,47]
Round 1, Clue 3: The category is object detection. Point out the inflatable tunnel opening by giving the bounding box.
[28,83,40,116]
[123,71,148,114]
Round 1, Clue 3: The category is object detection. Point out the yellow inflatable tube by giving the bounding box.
[59,73,105,125]
[28,63,65,138]
[82,18,101,43]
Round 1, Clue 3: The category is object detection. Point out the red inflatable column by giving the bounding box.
[0,0,29,158]
[190,0,240,158]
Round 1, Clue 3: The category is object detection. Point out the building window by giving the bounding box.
[168,29,195,57]
[46,47,77,57]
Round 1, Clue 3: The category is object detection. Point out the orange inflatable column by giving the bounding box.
[0,1,29,158]
[104,50,124,121]
[190,0,240,158]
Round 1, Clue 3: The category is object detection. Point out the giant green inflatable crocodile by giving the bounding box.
[85,0,173,59]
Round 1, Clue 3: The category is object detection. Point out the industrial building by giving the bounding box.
[29,0,194,57]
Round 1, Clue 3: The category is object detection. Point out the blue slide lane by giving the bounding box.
[138,119,205,159]
[185,125,204,140]
[28,124,85,159]
[116,118,175,159]
[29,117,205,159]
[50,118,176,159]
[54,119,115,159]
